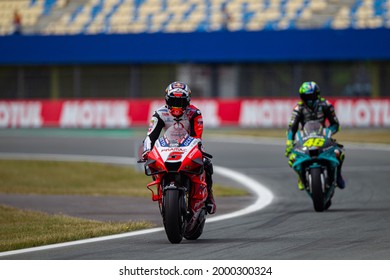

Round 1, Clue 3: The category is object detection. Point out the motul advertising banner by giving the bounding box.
[1,98,390,128]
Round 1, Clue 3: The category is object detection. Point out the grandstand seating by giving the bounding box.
[0,0,389,35]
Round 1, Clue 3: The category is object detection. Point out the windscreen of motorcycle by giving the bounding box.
[154,125,200,162]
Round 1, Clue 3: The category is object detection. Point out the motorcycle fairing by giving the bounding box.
[145,128,207,205]
[292,126,339,173]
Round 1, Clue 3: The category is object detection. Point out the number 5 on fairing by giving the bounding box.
[167,151,184,161]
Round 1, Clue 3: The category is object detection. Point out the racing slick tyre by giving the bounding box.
[310,168,325,212]
[163,189,185,244]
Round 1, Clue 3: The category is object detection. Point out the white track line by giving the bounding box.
[0,153,273,257]
[208,166,273,223]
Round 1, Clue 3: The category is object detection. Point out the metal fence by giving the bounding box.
[1,61,390,99]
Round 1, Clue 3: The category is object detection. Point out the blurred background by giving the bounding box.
[0,0,389,128]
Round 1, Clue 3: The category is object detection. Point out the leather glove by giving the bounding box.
[285,140,293,157]
[141,150,150,160]
[288,153,296,167]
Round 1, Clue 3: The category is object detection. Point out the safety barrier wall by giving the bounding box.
[1,98,390,128]
[1,28,390,64]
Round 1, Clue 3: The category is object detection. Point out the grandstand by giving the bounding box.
[0,0,389,35]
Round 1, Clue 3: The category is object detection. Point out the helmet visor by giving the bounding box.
[301,93,318,108]
[166,96,189,109]
[301,93,317,102]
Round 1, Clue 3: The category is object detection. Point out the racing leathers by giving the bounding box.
[285,98,345,189]
[143,104,216,214]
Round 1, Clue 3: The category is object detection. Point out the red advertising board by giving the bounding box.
[1,98,389,128]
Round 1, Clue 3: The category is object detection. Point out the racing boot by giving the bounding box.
[205,173,216,214]
[336,149,345,189]
[297,177,305,191]
[336,167,345,189]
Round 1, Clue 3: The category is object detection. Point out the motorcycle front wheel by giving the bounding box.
[310,168,325,212]
[163,189,186,244]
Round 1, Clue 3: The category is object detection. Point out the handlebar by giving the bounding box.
[197,142,213,159]
[202,151,213,159]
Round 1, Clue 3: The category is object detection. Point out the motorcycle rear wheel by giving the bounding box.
[163,189,185,244]
[184,210,206,240]
[311,168,325,212]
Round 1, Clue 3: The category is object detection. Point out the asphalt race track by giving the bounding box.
[1,130,390,260]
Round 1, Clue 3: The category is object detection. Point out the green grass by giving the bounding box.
[0,205,152,252]
[0,160,246,197]
[0,160,152,196]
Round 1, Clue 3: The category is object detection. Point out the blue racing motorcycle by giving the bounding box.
[289,121,342,212]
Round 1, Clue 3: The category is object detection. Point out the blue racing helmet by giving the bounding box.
[299,81,320,108]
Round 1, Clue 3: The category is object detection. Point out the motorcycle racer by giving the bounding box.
[285,81,345,190]
[142,81,216,214]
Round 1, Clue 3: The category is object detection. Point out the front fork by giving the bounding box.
[298,165,337,192]
[161,178,188,215]
[148,173,207,220]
